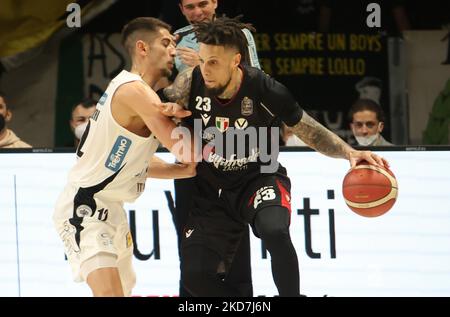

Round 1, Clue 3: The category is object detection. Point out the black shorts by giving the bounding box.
[181,166,292,265]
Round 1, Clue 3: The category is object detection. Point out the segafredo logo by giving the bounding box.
[105,136,132,171]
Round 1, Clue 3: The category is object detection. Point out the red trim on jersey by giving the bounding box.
[248,191,257,208]
[276,179,292,218]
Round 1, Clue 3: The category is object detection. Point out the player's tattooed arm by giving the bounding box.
[291,111,354,159]
[163,67,193,108]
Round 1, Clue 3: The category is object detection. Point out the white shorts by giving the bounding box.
[54,184,136,296]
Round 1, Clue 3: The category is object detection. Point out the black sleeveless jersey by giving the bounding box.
[185,64,303,189]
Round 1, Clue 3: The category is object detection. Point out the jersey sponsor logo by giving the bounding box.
[75,204,93,218]
[105,136,132,172]
[185,229,194,238]
[99,93,108,105]
[205,147,259,172]
[241,96,254,116]
[201,113,211,126]
[215,117,230,133]
[253,186,276,209]
[234,118,249,130]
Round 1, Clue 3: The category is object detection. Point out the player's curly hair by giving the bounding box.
[193,15,256,60]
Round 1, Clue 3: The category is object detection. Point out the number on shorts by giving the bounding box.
[253,187,276,209]
[97,208,108,221]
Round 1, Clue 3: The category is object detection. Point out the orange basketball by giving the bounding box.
[342,161,398,217]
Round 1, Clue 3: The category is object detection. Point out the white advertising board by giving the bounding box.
[1,150,449,297]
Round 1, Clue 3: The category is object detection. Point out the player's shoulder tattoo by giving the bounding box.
[163,67,193,107]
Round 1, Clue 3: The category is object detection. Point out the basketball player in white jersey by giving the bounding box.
[53,17,196,297]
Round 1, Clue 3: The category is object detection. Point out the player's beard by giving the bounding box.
[205,75,233,97]
[161,67,172,78]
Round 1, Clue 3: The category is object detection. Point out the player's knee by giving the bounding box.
[258,223,289,242]
[255,207,290,242]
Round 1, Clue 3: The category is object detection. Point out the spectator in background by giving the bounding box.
[69,99,97,148]
[0,92,31,148]
[174,0,260,73]
[349,99,393,146]
[160,0,242,33]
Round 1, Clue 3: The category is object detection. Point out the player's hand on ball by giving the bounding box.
[348,150,389,169]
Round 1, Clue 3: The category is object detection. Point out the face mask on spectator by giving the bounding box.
[355,133,378,146]
[74,121,88,140]
[0,114,5,131]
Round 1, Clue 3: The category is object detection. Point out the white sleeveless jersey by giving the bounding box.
[67,70,160,202]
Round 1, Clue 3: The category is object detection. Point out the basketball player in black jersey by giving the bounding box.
[161,16,388,297]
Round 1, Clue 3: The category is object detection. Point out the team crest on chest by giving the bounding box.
[241,96,254,116]
[215,117,230,132]
[234,118,248,130]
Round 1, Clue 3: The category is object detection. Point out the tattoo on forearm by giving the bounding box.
[163,67,193,107]
[291,112,352,159]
